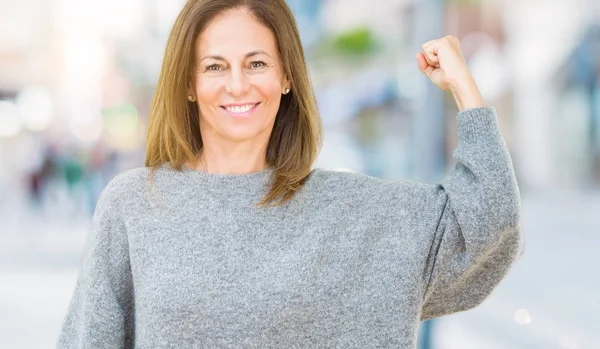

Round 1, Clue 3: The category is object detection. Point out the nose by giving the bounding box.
[225,67,250,97]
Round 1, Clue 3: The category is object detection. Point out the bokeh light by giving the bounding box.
[514,308,532,325]
[16,86,54,132]
[102,103,140,149]
[0,100,22,138]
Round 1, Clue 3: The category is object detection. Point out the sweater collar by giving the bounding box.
[161,162,275,197]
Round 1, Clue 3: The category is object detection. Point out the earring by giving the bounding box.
[188,95,195,102]
[283,88,290,95]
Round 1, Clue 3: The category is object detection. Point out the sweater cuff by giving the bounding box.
[456,106,502,145]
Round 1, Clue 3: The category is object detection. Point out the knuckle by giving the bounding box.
[447,35,459,44]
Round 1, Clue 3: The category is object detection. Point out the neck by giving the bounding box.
[194,146,269,174]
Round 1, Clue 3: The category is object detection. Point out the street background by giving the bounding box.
[1,0,599,348]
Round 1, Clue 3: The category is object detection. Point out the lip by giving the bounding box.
[220,102,260,119]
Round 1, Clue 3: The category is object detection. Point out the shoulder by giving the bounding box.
[307,168,386,187]
[103,166,151,195]
[305,169,449,228]
[95,166,151,211]
[306,168,441,203]
[308,168,429,189]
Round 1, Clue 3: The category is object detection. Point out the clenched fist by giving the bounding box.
[416,35,486,111]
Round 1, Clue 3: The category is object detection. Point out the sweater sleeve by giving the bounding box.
[420,106,523,320]
[57,179,135,348]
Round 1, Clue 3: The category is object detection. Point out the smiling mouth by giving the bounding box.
[221,102,260,114]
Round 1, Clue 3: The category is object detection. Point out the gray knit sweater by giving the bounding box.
[57,106,523,349]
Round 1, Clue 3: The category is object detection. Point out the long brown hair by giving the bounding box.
[145,0,322,207]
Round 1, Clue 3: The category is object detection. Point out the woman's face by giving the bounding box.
[193,8,289,144]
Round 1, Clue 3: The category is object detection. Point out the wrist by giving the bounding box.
[449,76,486,111]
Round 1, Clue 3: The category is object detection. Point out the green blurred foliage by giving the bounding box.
[330,27,379,55]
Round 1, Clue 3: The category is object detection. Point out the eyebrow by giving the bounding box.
[200,50,271,62]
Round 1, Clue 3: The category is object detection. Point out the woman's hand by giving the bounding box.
[416,35,486,111]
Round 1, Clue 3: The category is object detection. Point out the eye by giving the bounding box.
[250,61,266,69]
[206,64,223,72]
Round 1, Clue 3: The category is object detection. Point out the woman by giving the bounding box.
[58,0,523,348]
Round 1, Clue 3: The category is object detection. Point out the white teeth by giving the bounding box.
[225,104,256,113]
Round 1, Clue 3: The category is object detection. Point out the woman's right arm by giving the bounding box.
[57,179,135,348]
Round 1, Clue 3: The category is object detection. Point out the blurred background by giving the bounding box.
[1,0,599,348]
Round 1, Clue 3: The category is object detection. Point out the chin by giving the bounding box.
[218,125,272,143]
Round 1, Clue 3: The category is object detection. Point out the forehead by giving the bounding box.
[197,8,278,57]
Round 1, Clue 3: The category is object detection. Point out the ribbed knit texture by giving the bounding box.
[58,106,523,349]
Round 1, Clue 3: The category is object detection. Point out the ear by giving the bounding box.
[187,83,197,102]
[282,76,291,94]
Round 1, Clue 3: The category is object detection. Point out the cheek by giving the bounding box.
[195,78,219,106]
[253,75,283,103]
